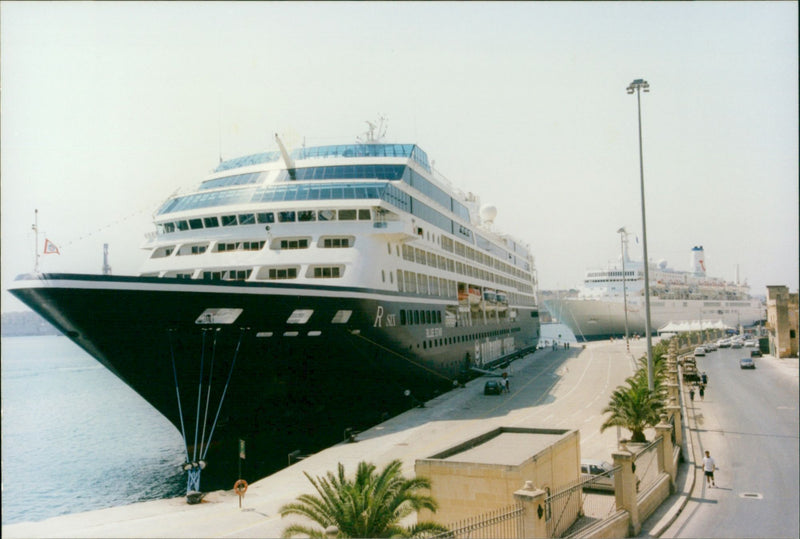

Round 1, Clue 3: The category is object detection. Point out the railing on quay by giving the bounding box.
[424,503,524,539]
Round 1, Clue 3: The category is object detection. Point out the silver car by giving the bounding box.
[581,459,615,491]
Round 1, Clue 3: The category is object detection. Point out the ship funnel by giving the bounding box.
[690,246,706,276]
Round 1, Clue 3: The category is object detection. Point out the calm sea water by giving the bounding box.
[1,324,574,525]
[1,335,185,525]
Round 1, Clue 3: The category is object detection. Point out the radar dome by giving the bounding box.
[480,205,498,223]
[658,259,668,270]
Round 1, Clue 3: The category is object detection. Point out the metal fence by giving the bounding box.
[546,470,619,538]
[425,503,524,539]
[634,437,662,495]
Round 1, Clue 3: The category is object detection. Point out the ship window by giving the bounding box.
[151,246,175,259]
[358,209,371,220]
[263,267,298,280]
[225,269,252,281]
[203,271,223,280]
[318,209,336,221]
[279,238,309,249]
[204,217,219,228]
[311,266,342,278]
[414,311,420,324]
[257,212,275,224]
[287,309,314,324]
[189,219,203,230]
[308,331,322,337]
[339,209,357,220]
[321,237,353,248]
[397,270,404,292]
[283,331,299,337]
[400,310,406,325]
[381,270,385,282]
[176,220,189,231]
[298,210,316,222]
[238,213,256,225]
[278,211,296,222]
[331,310,352,324]
[222,215,237,227]
[162,222,176,233]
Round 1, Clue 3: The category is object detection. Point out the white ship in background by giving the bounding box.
[544,240,764,341]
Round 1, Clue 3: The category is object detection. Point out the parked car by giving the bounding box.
[750,349,762,358]
[739,357,756,369]
[731,340,744,349]
[705,342,718,352]
[694,347,706,357]
[580,459,615,491]
[718,339,731,348]
[484,380,503,395]
[744,339,757,347]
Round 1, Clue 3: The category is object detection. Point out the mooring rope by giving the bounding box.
[192,330,207,463]
[198,328,219,460]
[168,329,191,463]
[201,327,247,461]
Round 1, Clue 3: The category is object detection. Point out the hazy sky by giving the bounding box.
[2,2,797,312]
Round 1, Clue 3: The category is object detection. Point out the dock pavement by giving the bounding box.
[5,338,667,538]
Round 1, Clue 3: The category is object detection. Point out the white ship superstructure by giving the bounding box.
[545,241,763,340]
[11,125,540,491]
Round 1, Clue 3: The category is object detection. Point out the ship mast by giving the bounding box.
[32,209,40,273]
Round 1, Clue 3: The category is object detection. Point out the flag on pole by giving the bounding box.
[43,239,60,255]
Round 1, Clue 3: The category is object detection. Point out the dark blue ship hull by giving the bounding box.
[11,273,539,490]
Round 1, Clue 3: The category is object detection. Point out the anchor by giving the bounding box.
[168,326,248,500]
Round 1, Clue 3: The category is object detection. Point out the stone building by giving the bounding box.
[766,285,799,358]
[415,426,580,525]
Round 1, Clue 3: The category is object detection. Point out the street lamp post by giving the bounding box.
[626,78,654,391]
[617,227,630,353]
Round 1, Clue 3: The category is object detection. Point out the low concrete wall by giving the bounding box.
[637,473,672,523]
[575,510,630,539]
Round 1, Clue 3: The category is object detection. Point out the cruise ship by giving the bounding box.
[10,123,540,493]
[544,241,763,341]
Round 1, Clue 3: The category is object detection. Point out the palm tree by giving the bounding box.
[280,459,449,538]
[600,369,665,443]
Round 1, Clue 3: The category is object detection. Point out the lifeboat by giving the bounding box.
[468,288,481,305]
[496,291,508,311]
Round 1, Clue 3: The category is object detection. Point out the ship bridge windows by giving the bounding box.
[277,164,406,182]
[257,212,275,224]
[238,213,256,225]
[256,266,299,280]
[204,217,219,228]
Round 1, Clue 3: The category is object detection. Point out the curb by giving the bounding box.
[648,360,699,537]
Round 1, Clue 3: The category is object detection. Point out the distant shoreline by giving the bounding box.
[1,311,61,337]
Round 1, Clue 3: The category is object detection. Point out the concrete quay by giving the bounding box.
[5,338,653,538]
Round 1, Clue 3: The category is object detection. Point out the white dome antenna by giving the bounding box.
[480,205,497,225]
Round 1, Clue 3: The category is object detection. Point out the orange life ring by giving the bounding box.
[233,479,248,495]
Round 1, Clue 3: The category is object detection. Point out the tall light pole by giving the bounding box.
[627,78,654,391]
[617,227,630,353]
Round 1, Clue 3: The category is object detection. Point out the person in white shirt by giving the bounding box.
[703,450,716,487]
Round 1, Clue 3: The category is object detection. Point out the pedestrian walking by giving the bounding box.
[702,450,717,487]
[701,372,708,385]
[689,387,695,401]
[699,385,705,401]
